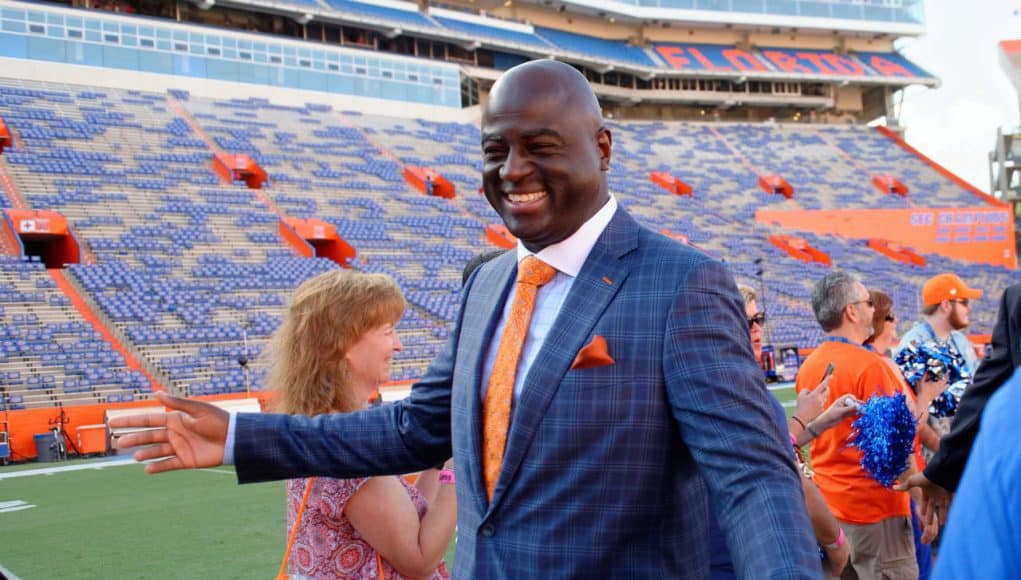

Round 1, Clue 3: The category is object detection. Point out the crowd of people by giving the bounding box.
[110,59,1021,579]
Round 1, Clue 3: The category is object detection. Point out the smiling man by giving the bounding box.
[113,60,819,578]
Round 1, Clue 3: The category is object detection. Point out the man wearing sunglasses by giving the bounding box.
[895,273,983,379]
[796,270,918,579]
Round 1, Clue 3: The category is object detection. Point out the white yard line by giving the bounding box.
[0,500,35,513]
[0,562,24,580]
[0,457,137,480]
[0,457,239,480]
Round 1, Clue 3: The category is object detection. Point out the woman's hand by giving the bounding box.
[794,374,832,424]
[810,394,862,433]
[822,535,851,576]
[915,375,949,414]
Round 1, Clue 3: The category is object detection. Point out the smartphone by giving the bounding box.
[824,362,836,378]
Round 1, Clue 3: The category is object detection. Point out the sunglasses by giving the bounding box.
[884,313,896,323]
[748,312,766,328]
[950,299,971,308]
[848,299,874,308]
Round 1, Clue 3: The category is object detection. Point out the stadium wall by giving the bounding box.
[0,1,470,116]
[755,206,1017,269]
[493,4,897,52]
[4,391,274,461]
[0,58,478,123]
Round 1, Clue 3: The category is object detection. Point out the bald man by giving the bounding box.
[114,60,818,578]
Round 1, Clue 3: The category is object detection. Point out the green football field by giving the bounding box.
[0,384,794,579]
[0,458,286,579]
[0,456,461,579]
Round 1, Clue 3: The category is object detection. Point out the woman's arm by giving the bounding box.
[802,474,849,576]
[345,471,457,579]
[415,459,454,507]
[792,394,861,447]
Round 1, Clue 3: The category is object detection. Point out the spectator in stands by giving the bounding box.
[896,273,983,377]
[864,288,947,578]
[268,270,454,579]
[897,283,1021,536]
[425,175,434,197]
[113,59,820,578]
[795,270,918,579]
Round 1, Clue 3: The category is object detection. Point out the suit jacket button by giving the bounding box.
[480,524,495,537]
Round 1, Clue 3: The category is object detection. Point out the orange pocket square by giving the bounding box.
[570,335,615,370]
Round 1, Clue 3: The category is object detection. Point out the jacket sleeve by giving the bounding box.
[662,258,820,579]
[925,283,1021,491]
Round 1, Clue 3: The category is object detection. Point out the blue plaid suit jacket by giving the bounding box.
[236,208,820,578]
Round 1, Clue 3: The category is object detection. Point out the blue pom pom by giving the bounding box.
[893,340,970,418]
[851,393,916,487]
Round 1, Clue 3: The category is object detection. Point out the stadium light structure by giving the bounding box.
[989,126,1021,203]
[992,40,1021,249]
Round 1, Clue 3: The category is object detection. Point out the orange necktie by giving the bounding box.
[482,256,557,500]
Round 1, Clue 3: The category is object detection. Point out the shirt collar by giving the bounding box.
[515,194,617,277]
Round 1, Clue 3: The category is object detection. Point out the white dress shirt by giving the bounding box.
[481,195,618,400]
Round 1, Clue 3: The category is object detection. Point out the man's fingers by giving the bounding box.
[116,427,168,449]
[892,474,916,492]
[133,443,176,462]
[145,456,186,475]
[921,496,938,523]
[109,412,168,430]
[921,521,937,545]
[153,391,210,415]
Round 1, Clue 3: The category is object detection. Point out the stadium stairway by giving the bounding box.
[0,157,28,209]
[51,268,168,392]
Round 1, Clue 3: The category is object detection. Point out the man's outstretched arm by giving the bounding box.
[233,348,455,483]
[115,273,475,482]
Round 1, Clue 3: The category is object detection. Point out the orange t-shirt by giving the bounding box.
[795,341,911,524]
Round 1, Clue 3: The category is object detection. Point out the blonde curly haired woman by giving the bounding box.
[268,270,455,579]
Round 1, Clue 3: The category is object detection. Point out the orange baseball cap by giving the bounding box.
[921,273,983,306]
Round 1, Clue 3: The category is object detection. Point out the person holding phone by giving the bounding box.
[795,271,920,579]
[728,285,855,578]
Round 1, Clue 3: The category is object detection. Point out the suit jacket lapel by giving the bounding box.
[461,250,517,516]
[489,208,639,509]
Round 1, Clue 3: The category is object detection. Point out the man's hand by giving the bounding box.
[894,472,952,539]
[794,374,832,424]
[110,391,229,474]
[916,498,940,544]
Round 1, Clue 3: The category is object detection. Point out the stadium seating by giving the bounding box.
[0,77,1014,407]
